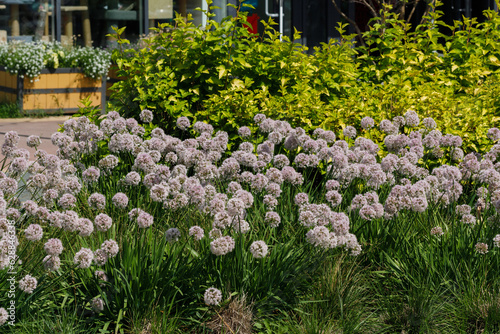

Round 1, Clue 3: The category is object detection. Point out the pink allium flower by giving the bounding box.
[176,116,191,131]
[306,226,337,248]
[43,255,61,271]
[19,274,37,294]
[264,211,281,228]
[112,192,129,209]
[93,249,108,266]
[136,210,154,228]
[238,126,251,138]
[140,109,154,123]
[249,240,268,258]
[124,171,141,186]
[22,200,38,215]
[189,226,204,241]
[343,126,357,139]
[232,219,250,234]
[360,117,375,130]
[78,218,94,237]
[91,297,105,312]
[88,193,106,210]
[325,190,342,207]
[210,236,235,256]
[74,248,94,268]
[44,238,64,255]
[404,110,420,127]
[475,242,488,254]
[493,235,500,248]
[461,214,476,225]
[422,117,437,130]
[204,287,222,306]
[94,213,112,232]
[487,128,500,142]
[0,307,7,326]
[82,166,100,183]
[101,239,119,257]
[430,227,444,236]
[58,193,77,209]
[25,224,43,241]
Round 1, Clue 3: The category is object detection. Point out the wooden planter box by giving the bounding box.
[0,66,106,113]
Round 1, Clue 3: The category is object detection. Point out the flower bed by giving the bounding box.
[0,110,499,331]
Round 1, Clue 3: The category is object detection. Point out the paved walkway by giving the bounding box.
[0,116,71,159]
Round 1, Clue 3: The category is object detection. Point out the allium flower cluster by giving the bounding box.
[189,226,204,241]
[112,192,129,209]
[74,248,94,268]
[176,116,191,131]
[249,240,268,258]
[430,226,444,236]
[19,274,37,294]
[140,109,153,123]
[210,236,235,256]
[204,287,222,306]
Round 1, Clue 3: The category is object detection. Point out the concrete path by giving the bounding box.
[0,116,71,159]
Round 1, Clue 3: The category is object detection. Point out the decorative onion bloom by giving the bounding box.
[430,226,444,236]
[210,236,235,256]
[82,166,100,183]
[456,204,471,216]
[165,228,181,242]
[360,117,375,130]
[238,126,252,138]
[0,307,7,326]
[19,275,37,294]
[43,255,61,271]
[461,214,476,225]
[78,218,94,237]
[343,126,357,139]
[204,287,222,306]
[24,224,43,241]
[264,211,281,228]
[44,238,64,255]
[112,192,129,209]
[91,297,105,313]
[189,226,204,241]
[294,193,309,207]
[99,155,119,171]
[249,240,268,258]
[176,116,191,131]
[140,109,154,123]
[94,213,112,232]
[95,270,108,287]
[422,117,437,130]
[487,128,500,142]
[124,171,141,186]
[93,249,108,266]
[325,190,342,207]
[58,193,77,209]
[88,193,106,210]
[475,242,488,254]
[132,209,153,228]
[404,110,420,127]
[74,248,94,269]
[306,226,337,249]
[493,235,500,248]
[101,239,119,257]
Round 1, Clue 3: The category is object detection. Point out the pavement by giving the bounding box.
[0,116,71,159]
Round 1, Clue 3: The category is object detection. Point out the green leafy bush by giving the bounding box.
[110,2,500,153]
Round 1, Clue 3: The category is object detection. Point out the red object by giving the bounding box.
[246,13,259,35]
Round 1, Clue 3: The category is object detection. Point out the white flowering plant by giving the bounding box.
[0,41,111,79]
[0,108,500,331]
